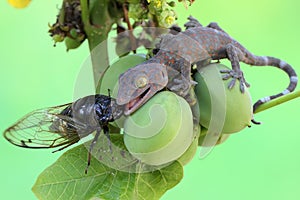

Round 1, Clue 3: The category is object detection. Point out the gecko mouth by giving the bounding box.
[125,87,151,115]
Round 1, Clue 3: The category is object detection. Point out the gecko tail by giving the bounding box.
[252,56,298,112]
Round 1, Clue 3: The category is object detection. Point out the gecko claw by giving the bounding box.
[244,80,251,87]
[227,78,237,90]
[220,69,231,73]
[222,73,232,80]
[220,69,249,93]
[239,82,245,93]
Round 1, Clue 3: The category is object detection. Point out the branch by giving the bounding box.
[254,90,300,114]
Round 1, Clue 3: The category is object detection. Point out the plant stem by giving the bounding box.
[254,90,300,114]
[80,0,90,30]
[80,0,120,87]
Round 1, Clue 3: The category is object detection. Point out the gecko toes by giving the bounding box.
[227,78,236,90]
[239,83,245,93]
[220,69,250,93]
[244,81,251,88]
[222,74,231,80]
[220,69,231,73]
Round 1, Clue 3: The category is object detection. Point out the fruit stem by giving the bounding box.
[254,90,300,114]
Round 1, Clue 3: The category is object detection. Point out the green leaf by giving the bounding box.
[32,134,183,200]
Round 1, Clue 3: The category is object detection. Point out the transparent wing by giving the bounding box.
[3,103,83,150]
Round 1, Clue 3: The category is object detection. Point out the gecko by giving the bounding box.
[116,16,298,118]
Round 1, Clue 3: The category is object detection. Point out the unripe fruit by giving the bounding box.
[65,37,82,51]
[98,54,147,98]
[198,126,230,146]
[124,91,194,166]
[194,64,252,134]
[177,126,200,166]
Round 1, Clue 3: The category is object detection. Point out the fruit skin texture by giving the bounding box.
[194,63,252,134]
[124,91,194,166]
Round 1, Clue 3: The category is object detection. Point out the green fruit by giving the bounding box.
[194,63,252,134]
[65,37,82,51]
[98,54,147,98]
[124,91,194,166]
[198,126,230,146]
[177,127,199,166]
[69,28,79,38]
[52,34,64,43]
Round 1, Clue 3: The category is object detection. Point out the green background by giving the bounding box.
[1,0,300,199]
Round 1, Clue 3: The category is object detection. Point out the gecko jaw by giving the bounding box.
[124,87,152,116]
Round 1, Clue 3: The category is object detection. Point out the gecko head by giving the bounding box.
[117,63,168,115]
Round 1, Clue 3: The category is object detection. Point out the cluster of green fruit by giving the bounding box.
[98,53,252,167]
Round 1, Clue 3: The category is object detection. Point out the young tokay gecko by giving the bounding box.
[117,16,298,120]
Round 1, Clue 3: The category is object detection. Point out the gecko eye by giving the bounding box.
[135,76,148,88]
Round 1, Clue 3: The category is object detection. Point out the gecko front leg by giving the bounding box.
[184,16,203,29]
[221,43,250,93]
[166,65,192,95]
[165,61,197,105]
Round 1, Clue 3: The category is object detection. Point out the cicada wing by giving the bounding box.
[3,103,85,150]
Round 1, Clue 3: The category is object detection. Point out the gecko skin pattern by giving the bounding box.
[117,16,298,116]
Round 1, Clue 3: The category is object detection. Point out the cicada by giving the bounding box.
[3,94,124,173]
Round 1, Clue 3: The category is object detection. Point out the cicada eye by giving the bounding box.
[135,75,148,88]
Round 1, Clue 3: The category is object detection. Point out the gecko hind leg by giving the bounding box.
[207,22,229,35]
[221,44,250,93]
